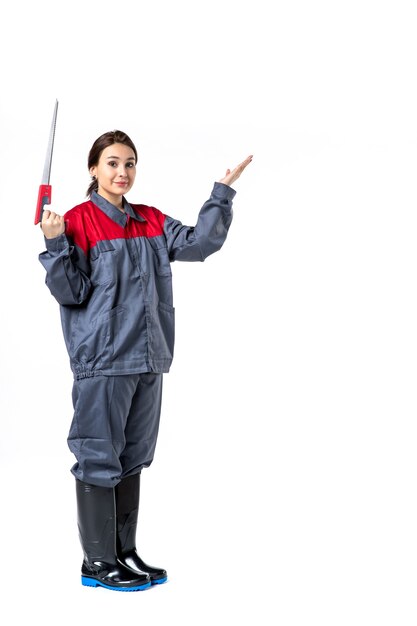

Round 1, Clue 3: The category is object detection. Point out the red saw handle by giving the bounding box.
[34,184,52,225]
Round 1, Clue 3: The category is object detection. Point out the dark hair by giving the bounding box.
[86,130,138,197]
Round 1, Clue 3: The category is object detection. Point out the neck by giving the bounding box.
[97,189,124,211]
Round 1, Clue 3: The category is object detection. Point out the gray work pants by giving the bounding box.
[67,373,163,488]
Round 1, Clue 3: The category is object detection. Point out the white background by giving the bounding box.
[1,1,417,624]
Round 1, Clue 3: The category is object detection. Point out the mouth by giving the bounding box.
[115,181,128,186]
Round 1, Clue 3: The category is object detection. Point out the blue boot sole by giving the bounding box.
[152,576,168,585]
[81,576,151,591]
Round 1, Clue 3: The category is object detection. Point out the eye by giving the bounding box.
[126,162,135,168]
[108,161,118,167]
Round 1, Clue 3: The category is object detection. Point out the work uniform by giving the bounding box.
[39,182,235,486]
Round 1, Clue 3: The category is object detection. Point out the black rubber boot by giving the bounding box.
[76,480,151,591]
[115,473,168,585]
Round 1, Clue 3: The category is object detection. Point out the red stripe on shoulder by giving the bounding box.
[63,201,167,254]
[63,202,92,256]
[64,201,128,252]
[130,204,166,237]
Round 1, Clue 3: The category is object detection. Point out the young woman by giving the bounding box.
[39,130,252,592]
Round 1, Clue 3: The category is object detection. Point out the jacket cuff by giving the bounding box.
[212,181,237,201]
[44,233,69,254]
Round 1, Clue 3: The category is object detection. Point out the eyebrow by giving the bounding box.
[106,156,136,160]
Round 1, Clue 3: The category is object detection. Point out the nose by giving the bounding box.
[117,164,129,177]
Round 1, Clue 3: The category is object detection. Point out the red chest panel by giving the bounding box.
[64,200,166,255]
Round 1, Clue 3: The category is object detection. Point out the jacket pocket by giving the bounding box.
[90,240,117,285]
[87,305,127,362]
[150,301,175,359]
[148,237,172,276]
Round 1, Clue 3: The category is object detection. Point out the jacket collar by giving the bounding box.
[91,191,146,227]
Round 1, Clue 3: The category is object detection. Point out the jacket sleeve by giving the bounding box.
[163,182,236,262]
[38,218,92,306]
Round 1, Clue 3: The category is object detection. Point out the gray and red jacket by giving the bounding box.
[39,182,235,380]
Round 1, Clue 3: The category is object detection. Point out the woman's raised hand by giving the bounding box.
[218,155,253,187]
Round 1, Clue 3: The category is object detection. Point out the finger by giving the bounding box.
[42,209,51,221]
[227,156,252,178]
[237,155,253,170]
[235,156,253,176]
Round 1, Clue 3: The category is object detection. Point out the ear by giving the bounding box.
[89,166,97,177]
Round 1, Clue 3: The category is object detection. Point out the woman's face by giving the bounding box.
[90,142,136,206]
